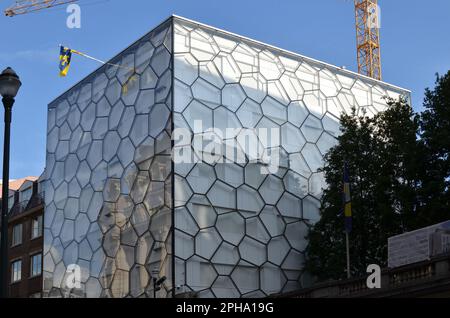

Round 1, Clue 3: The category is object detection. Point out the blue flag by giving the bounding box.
[343,163,352,233]
[59,46,72,77]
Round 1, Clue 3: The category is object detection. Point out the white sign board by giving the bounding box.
[388,221,450,268]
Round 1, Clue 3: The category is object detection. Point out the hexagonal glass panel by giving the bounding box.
[195,228,221,260]
[175,230,195,260]
[236,99,262,128]
[277,192,302,219]
[192,78,221,109]
[207,181,236,209]
[238,237,266,266]
[259,175,283,205]
[301,115,323,143]
[285,221,309,252]
[213,52,240,83]
[216,212,245,246]
[283,170,308,198]
[231,265,259,294]
[241,73,267,103]
[199,61,225,89]
[260,206,285,237]
[186,163,215,194]
[237,185,264,213]
[214,163,243,188]
[174,53,198,85]
[222,84,246,112]
[212,276,240,298]
[187,195,217,229]
[246,217,270,243]
[261,97,287,125]
[268,236,290,266]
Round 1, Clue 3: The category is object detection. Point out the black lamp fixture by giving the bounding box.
[153,275,167,298]
[0,67,22,298]
[0,68,22,100]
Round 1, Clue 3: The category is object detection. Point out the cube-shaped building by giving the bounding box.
[43,16,410,298]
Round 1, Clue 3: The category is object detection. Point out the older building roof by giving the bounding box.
[0,176,38,198]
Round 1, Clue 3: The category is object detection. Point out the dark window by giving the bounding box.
[31,215,43,239]
[30,254,42,277]
[11,260,22,282]
[12,224,22,246]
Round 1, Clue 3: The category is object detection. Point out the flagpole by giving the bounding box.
[343,162,352,279]
[346,231,351,279]
[59,45,135,72]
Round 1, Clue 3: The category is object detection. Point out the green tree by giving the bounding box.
[375,98,423,232]
[305,99,421,282]
[419,71,450,225]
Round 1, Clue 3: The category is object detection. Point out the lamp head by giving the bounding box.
[156,276,166,286]
[0,67,22,99]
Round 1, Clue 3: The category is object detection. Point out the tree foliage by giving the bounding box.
[306,98,422,281]
[306,71,450,282]
[419,72,450,224]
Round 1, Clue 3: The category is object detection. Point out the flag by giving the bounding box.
[343,162,352,233]
[59,46,72,77]
[58,45,134,81]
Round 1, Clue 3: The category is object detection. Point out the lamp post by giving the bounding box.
[0,67,22,298]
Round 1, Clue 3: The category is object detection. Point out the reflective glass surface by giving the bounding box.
[45,16,409,299]
[45,21,173,298]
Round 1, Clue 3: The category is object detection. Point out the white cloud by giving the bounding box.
[0,48,55,63]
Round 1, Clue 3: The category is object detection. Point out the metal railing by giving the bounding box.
[274,253,450,298]
[7,191,44,218]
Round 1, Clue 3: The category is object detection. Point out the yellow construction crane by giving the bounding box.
[354,0,382,80]
[4,0,78,17]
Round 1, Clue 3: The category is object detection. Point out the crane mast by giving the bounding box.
[354,0,382,80]
[4,0,78,17]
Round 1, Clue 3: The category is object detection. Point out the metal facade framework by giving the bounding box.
[43,16,408,298]
[354,0,382,80]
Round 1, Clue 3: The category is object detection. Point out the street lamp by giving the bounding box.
[153,276,166,298]
[0,67,22,298]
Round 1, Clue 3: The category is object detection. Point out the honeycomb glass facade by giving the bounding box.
[44,16,410,298]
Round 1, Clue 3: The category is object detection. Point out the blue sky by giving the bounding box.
[0,0,449,179]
